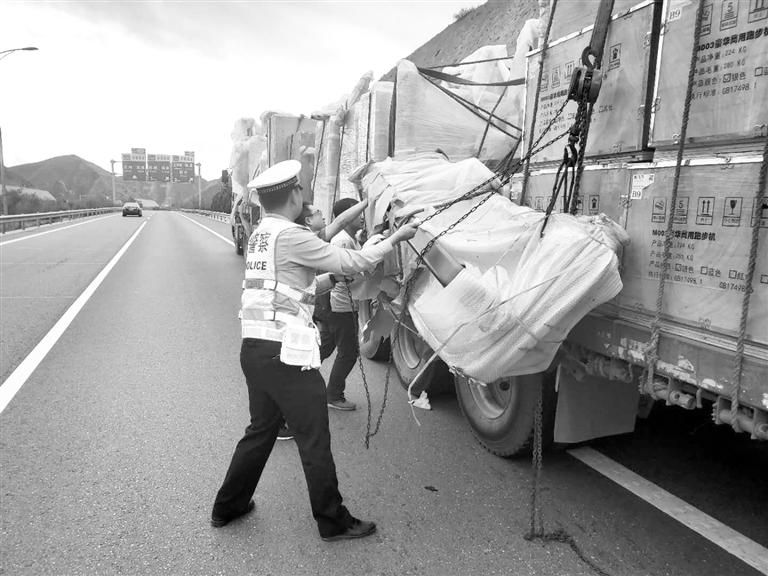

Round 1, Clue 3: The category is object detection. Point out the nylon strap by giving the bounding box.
[242,278,315,305]
[417,67,525,87]
[584,0,616,69]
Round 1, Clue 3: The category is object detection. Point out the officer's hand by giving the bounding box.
[390,219,420,244]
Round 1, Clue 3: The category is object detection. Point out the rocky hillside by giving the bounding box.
[382,0,538,80]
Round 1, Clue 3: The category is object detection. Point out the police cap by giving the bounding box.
[247,160,302,195]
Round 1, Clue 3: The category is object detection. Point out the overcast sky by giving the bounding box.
[0,1,479,180]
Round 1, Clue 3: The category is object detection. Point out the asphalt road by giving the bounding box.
[0,212,766,576]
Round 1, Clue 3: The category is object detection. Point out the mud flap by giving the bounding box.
[553,364,639,443]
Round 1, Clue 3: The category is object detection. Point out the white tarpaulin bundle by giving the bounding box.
[354,153,629,383]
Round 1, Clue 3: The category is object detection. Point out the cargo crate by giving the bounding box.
[547,0,640,45]
[650,0,768,148]
[524,0,659,164]
[266,113,320,201]
[619,157,767,346]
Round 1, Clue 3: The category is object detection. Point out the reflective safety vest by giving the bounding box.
[240,216,316,341]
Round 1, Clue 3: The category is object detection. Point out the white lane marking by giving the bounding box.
[177,212,234,247]
[569,447,768,575]
[0,221,147,415]
[0,215,117,246]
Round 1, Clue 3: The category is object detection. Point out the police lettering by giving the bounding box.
[245,260,268,270]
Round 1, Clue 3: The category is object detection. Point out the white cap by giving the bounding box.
[247,159,302,195]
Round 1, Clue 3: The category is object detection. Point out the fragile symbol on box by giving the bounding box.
[589,195,600,214]
[696,197,715,225]
[722,197,743,226]
[652,197,667,223]
[608,44,622,70]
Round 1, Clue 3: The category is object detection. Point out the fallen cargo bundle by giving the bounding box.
[354,153,629,383]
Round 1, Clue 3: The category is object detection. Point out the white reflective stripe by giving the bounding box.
[241,324,284,342]
[242,278,312,304]
[241,309,301,325]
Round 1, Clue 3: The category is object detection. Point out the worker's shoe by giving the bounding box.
[210,500,255,528]
[321,518,377,542]
[277,423,294,441]
[327,398,356,411]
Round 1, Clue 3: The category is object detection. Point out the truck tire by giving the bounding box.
[454,370,557,457]
[390,318,437,392]
[357,299,390,360]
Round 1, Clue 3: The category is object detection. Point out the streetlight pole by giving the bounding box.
[196,162,202,209]
[0,46,38,61]
[0,127,7,216]
[110,159,117,206]
[0,47,38,215]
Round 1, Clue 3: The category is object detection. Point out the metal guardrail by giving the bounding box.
[180,209,230,224]
[0,207,122,234]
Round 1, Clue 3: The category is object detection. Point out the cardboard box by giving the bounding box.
[619,157,767,345]
[650,0,768,148]
[519,158,767,346]
[525,0,658,163]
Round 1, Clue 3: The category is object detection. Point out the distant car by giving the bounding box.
[122,202,142,217]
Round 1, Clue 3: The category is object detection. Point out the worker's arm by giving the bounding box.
[284,220,419,276]
[322,198,368,242]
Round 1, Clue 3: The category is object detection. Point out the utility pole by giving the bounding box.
[196,162,202,209]
[110,159,117,205]
[0,127,7,215]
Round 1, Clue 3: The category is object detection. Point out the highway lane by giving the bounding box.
[0,211,765,575]
[0,214,143,383]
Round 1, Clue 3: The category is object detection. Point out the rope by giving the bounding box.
[644,0,705,395]
[419,73,522,137]
[311,118,327,192]
[730,136,768,430]
[521,0,559,206]
[333,116,347,205]
[426,55,515,69]
[477,87,509,158]
[388,72,398,157]
[365,90,373,162]
[418,66,524,87]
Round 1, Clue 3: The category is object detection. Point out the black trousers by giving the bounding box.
[212,339,353,537]
[319,311,359,402]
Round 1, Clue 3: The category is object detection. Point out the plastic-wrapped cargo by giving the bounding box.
[312,73,373,218]
[439,45,522,130]
[393,59,522,164]
[262,111,321,204]
[229,117,266,206]
[650,0,768,148]
[354,153,628,382]
[368,82,394,162]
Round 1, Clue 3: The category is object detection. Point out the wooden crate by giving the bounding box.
[524,0,658,164]
[650,0,768,148]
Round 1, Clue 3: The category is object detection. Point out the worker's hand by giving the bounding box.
[393,206,425,226]
[390,218,420,244]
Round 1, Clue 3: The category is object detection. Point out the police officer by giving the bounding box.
[211,160,419,541]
